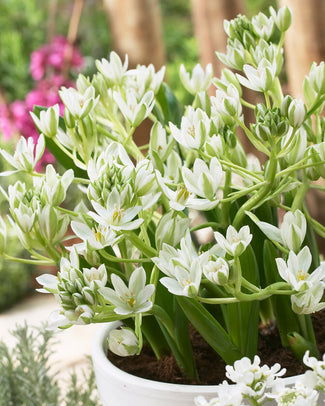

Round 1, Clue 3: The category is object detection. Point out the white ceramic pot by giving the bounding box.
[91,322,323,406]
[92,322,219,406]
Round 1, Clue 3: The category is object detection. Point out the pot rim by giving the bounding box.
[91,322,301,392]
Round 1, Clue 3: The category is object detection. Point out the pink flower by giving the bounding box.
[0,103,15,140]
[30,36,83,80]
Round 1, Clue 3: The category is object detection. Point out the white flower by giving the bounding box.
[126,64,165,96]
[291,284,325,314]
[179,63,213,94]
[195,381,244,405]
[252,12,274,40]
[211,84,242,118]
[214,226,252,257]
[38,205,69,245]
[276,246,325,291]
[149,121,173,163]
[0,135,45,172]
[36,273,59,294]
[268,376,318,406]
[308,61,325,94]
[226,355,285,399]
[153,230,197,275]
[257,210,307,252]
[107,327,140,356]
[83,264,108,290]
[303,351,325,389]
[71,221,119,250]
[134,159,157,197]
[160,259,202,297]
[216,40,246,71]
[237,58,276,92]
[59,86,98,119]
[169,107,210,150]
[99,267,155,315]
[182,157,223,200]
[13,203,35,233]
[113,89,155,127]
[156,172,219,212]
[270,5,292,32]
[153,230,202,297]
[35,164,74,206]
[203,257,229,285]
[89,188,143,231]
[287,98,306,128]
[30,104,59,138]
[96,51,128,85]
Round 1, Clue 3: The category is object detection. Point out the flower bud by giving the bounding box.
[203,257,229,285]
[30,105,59,138]
[270,6,292,32]
[287,99,306,128]
[107,327,140,357]
[64,108,76,128]
[155,211,190,250]
[305,143,325,180]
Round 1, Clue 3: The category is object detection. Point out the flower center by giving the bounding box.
[297,269,307,281]
[112,205,125,223]
[187,125,196,138]
[176,185,190,204]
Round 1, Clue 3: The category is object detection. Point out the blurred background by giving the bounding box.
[1,0,325,310]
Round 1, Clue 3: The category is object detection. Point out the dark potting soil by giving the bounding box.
[107,310,325,385]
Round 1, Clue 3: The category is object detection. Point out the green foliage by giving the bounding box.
[0,139,34,311]
[0,0,45,101]
[0,324,100,406]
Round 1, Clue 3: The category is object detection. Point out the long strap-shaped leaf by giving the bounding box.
[177,296,243,365]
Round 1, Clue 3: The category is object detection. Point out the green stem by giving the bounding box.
[125,231,157,257]
[233,149,277,228]
[234,117,270,156]
[99,249,152,263]
[2,253,55,265]
[218,159,264,182]
[291,175,310,211]
[190,222,221,233]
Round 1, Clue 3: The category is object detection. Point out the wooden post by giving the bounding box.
[102,0,165,148]
[102,0,165,69]
[190,0,244,79]
[279,0,325,98]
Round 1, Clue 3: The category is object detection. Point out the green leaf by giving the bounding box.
[288,331,319,360]
[155,83,183,126]
[226,245,260,359]
[177,296,243,365]
[32,105,87,178]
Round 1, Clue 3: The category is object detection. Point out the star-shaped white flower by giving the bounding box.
[99,267,154,315]
[89,188,143,231]
[214,225,252,257]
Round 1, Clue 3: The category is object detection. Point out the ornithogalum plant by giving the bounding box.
[2,6,325,384]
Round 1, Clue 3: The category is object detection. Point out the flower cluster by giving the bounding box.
[195,352,325,406]
[2,6,325,385]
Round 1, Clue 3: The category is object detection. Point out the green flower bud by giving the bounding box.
[155,211,190,250]
[270,6,292,32]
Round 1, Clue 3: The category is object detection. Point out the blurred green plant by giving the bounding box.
[0,138,34,312]
[0,323,100,406]
[0,0,45,101]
